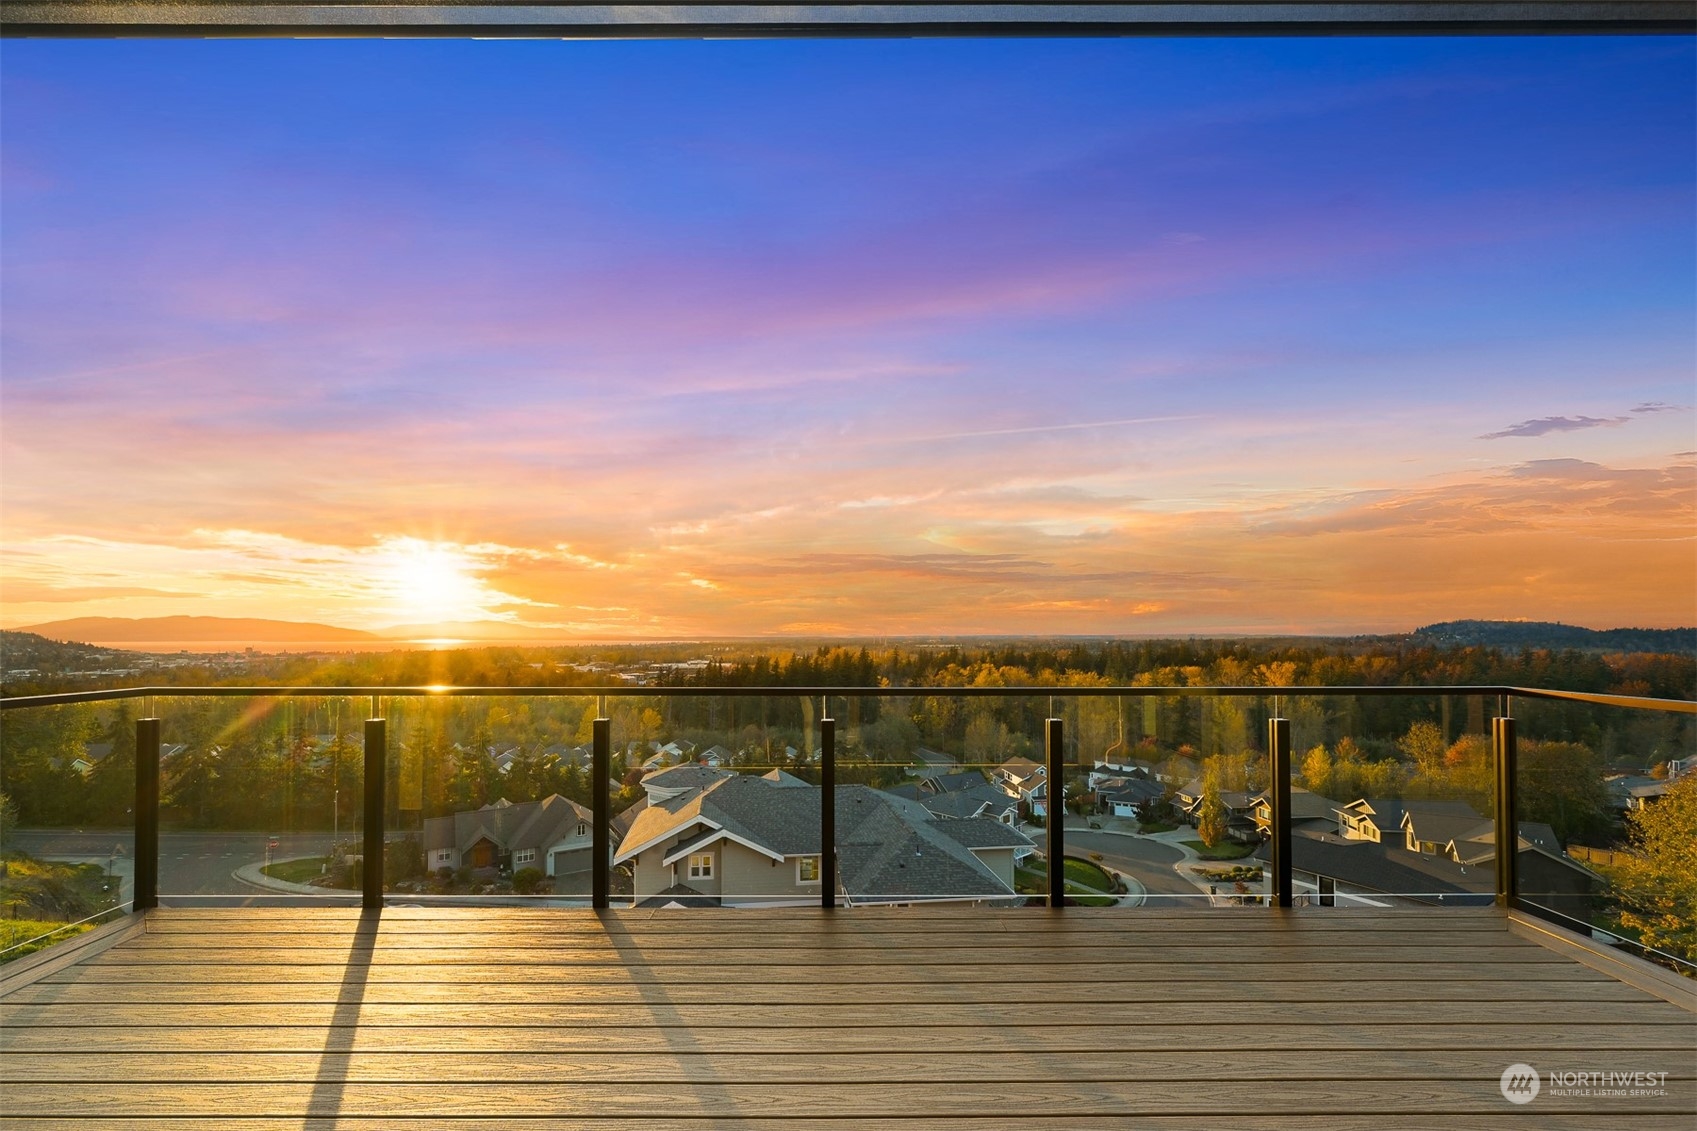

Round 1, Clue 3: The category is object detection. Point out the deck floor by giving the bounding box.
[2,905,1693,1129]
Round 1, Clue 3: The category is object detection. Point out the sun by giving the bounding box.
[372,537,493,626]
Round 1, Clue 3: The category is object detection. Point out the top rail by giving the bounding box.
[2,682,1692,711]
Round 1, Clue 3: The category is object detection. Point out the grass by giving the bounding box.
[1063,857,1115,891]
[1017,860,1119,907]
[0,919,96,964]
[1183,839,1258,860]
[262,856,332,884]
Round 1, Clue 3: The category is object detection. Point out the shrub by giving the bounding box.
[512,867,545,894]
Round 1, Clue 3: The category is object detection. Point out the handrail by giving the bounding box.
[1,683,1687,953]
[3,682,1692,711]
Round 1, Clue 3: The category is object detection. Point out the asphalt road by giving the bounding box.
[14,829,336,895]
[1061,828,1209,904]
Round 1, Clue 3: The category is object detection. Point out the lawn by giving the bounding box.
[1017,859,1119,907]
[262,856,332,884]
[0,919,96,964]
[1183,839,1258,860]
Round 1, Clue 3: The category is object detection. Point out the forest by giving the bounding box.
[1,637,1688,849]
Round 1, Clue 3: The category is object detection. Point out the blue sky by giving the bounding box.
[2,36,1693,636]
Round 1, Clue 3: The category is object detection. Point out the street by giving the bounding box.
[1062,827,1212,905]
[13,829,336,896]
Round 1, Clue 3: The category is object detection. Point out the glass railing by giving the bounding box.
[0,700,135,965]
[1509,689,1696,974]
[2,683,1689,964]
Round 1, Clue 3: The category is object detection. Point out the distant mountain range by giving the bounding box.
[12,614,1695,653]
[14,615,548,645]
[17,616,381,643]
[1410,620,1696,654]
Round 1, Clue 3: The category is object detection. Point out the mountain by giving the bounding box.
[18,616,381,644]
[373,620,553,641]
[1411,620,1696,654]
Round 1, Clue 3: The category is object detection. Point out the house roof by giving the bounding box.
[642,764,735,793]
[917,784,1017,820]
[634,883,719,910]
[423,793,591,855]
[997,756,1044,780]
[1099,777,1165,806]
[837,789,1027,902]
[760,768,810,788]
[1250,786,1341,822]
[925,770,989,795]
[1399,801,1489,846]
[615,772,1031,902]
[1252,832,1488,905]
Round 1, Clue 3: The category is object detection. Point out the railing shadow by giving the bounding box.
[303,908,380,1127]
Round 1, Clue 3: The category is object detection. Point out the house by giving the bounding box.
[614,771,1032,907]
[640,763,735,803]
[1332,798,1405,843]
[1091,754,1197,787]
[1176,782,1259,841]
[1249,786,1341,837]
[913,783,1022,827]
[422,793,595,880]
[71,741,116,777]
[1252,821,1600,919]
[921,769,989,796]
[698,744,732,768]
[1095,775,1165,818]
[994,756,1054,818]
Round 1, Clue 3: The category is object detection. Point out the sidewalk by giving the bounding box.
[232,857,334,895]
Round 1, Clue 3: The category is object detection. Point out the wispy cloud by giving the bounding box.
[1633,401,1691,414]
[1479,415,1630,440]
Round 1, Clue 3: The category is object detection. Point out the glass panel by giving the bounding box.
[0,702,135,961]
[155,694,362,904]
[1281,691,1497,909]
[392,693,601,906]
[834,692,1038,908]
[1512,692,1696,974]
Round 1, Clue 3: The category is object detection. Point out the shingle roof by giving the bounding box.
[422,793,591,855]
[643,764,736,792]
[926,770,989,794]
[917,784,1018,820]
[615,773,1032,903]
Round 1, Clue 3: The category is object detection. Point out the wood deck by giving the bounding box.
[2,906,1693,1129]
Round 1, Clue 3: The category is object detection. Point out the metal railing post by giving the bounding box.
[133,718,160,911]
[592,714,611,910]
[1268,717,1292,909]
[1046,716,1064,909]
[1493,715,1518,908]
[820,704,836,910]
[363,716,385,910]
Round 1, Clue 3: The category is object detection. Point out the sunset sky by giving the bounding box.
[2,37,1693,639]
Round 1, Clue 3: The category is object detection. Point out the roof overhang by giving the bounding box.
[4,2,1690,37]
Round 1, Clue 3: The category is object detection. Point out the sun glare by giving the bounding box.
[374,538,492,626]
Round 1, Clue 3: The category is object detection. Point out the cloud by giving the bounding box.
[1632,401,1691,414]
[1479,415,1629,440]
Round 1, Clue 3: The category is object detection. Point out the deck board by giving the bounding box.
[2,906,1693,1127]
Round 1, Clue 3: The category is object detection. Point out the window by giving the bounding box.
[797,856,820,884]
[688,853,713,880]
[575,823,587,837]
[513,849,536,865]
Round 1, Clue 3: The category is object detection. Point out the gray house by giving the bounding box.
[422,793,595,880]
[615,771,1032,907]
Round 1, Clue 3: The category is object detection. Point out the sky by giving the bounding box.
[1,37,1693,639]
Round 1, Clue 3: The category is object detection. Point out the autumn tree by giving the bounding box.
[1609,776,1697,964]
[1197,762,1228,848]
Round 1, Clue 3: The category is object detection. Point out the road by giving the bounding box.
[13,829,336,896]
[1061,828,1208,905]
